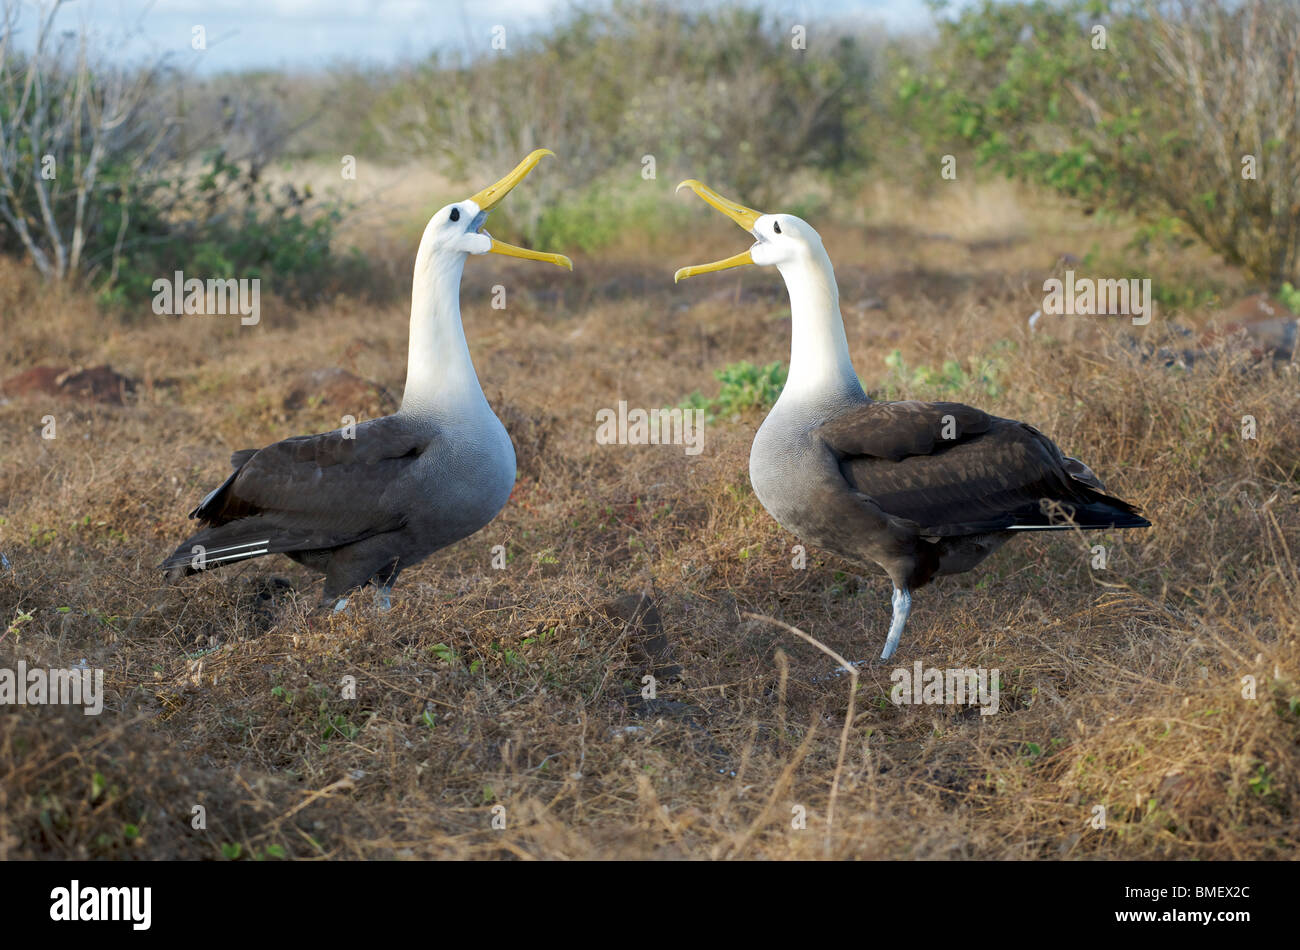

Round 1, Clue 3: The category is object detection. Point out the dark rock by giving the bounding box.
[602,591,682,680]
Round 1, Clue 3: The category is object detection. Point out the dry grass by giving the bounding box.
[1,179,1297,860]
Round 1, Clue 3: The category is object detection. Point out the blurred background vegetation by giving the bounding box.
[0,0,1296,310]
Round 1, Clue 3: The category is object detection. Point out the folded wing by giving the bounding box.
[161,416,431,573]
[817,400,1149,536]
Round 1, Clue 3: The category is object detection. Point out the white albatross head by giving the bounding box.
[416,148,573,272]
[671,178,862,403]
[672,179,827,282]
[402,150,572,415]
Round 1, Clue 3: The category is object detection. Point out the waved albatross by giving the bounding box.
[161,150,572,610]
[673,179,1150,661]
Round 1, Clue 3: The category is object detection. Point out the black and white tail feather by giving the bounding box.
[162,451,291,579]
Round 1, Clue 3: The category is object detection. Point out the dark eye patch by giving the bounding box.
[773,221,781,234]
[450,207,461,222]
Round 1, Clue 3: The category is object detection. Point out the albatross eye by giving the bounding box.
[449,207,461,223]
[772,221,781,234]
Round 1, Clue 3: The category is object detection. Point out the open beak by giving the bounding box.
[673,179,763,283]
[468,148,573,270]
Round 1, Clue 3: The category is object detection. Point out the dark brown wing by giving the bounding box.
[817,400,1148,535]
[161,415,430,571]
[817,400,994,461]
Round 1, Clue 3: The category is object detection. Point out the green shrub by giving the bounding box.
[900,0,1300,287]
[683,360,788,421]
[881,346,1007,400]
[482,176,696,254]
[0,7,363,308]
[1277,283,1300,314]
[374,1,874,245]
[94,151,363,312]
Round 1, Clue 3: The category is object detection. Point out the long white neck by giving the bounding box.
[775,246,865,406]
[399,243,488,416]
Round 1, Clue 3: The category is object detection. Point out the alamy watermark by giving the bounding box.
[50,880,150,930]
[595,400,704,456]
[890,662,1000,715]
[1,661,104,715]
[152,271,260,325]
[1042,270,1152,325]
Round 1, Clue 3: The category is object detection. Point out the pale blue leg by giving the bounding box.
[374,585,393,611]
[812,586,914,683]
[880,587,911,660]
[332,597,349,613]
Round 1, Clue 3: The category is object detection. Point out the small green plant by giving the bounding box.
[683,361,787,421]
[522,627,555,646]
[429,643,458,664]
[1248,763,1277,801]
[28,525,57,547]
[882,348,1005,399]
[5,611,33,640]
[490,642,526,668]
[320,712,359,742]
[1277,282,1300,314]
[86,608,122,630]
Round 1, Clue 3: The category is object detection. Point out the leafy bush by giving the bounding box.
[1277,282,1300,314]
[881,346,1007,399]
[95,151,362,312]
[374,0,873,244]
[901,0,1300,287]
[0,4,361,308]
[0,2,168,281]
[485,176,697,254]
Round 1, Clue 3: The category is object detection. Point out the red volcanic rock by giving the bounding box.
[1219,292,1296,324]
[1,365,136,405]
[1201,294,1297,362]
[282,368,397,416]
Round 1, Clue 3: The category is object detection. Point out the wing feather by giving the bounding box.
[188,414,430,550]
[817,401,1146,535]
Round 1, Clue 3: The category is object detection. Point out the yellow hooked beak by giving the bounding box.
[673,179,764,283]
[468,148,573,270]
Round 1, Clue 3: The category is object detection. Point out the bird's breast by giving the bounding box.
[749,411,833,528]
[749,404,899,568]
[413,411,515,529]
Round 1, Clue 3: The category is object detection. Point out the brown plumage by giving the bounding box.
[825,400,1144,538]
[160,416,453,602]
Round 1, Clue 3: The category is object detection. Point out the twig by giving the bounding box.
[743,612,859,855]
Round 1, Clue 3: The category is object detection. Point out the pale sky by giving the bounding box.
[14,0,942,73]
